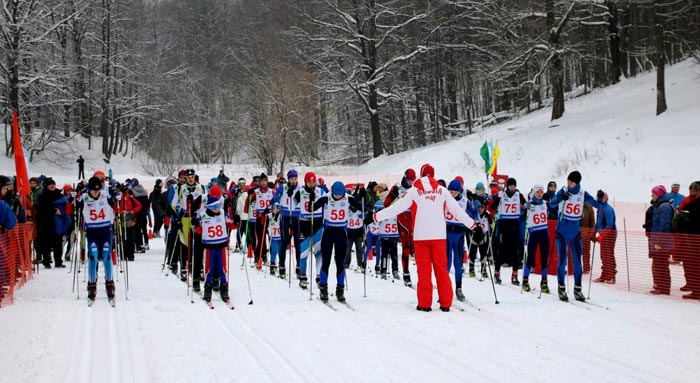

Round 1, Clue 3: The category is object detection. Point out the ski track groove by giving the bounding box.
[107,304,121,383]
[205,304,286,383]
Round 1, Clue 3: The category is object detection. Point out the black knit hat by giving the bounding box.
[567,171,582,185]
[507,177,517,187]
[88,176,102,191]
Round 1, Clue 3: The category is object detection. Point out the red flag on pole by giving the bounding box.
[12,109,30,198]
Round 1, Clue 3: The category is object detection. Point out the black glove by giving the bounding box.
[233,214,241,225]
[363,213,375,225]
[561,188,570,201]
[388,187,399,200]
[171,219,182,231]
[309,190,315,202]
[287,187,294,197]
[247,188,255,196]
[474,225,484,237]
[263,207,270,215]
[354,184,360,194]
[359,187,367,199]
[192,217,200,227]
[597,190,605,199]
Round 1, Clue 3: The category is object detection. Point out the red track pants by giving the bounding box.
[414,239,452,309]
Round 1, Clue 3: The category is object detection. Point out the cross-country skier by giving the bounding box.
[522,184,550,293]
[363,201,383,273]
[292,172,325,289]
[468,200,492,279]
[274,170,301,279]
[171,169,207,292]
[196,192,231,304]
[344,185,365,271]
[268,203,282,276]
[384,169,416,287]
[373,164,477,312]
[79,177,117,305]
[246,173,273,270]
[310,181,362,302]
[445,179,473,302]
[549,171,599,302]
[489,177,527,285]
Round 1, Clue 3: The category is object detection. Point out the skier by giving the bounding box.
[79,177,117,305]
[363,201,383,273]
[171,169,207,292]
[310,181,362,302]
[592,190,617,284]
[549,171,599,302]
[166,171,186,275]
[378,203,400,280]
[373,164,477,312]
[267,203,282,276]
[384,168,416,287]
[344,185,366,271]
[489,177,527,285]
[292,172,325,289]
[274,169,301,279]
[522,184,550,293]
[445,179,473,301]
[196,192,231,304]
[468,200,492,279]
[247,173,273,270]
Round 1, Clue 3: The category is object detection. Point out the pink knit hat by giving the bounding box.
[651,185,667,198]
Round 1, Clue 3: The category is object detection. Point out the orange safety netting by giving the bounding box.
[0,223,35,307]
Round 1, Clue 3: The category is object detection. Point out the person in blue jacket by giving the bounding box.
[593,190,617,284]
[522,185,550,293]
[1,175,18,303]
[669,182,685,209]
[648,185,675,295]
[549,171,599,302]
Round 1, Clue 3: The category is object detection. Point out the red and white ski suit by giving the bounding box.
[374,176,476,309]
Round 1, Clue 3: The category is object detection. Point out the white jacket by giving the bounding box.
[374,176,476,241]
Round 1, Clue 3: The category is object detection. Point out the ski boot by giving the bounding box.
[403,272,412,287]
[295,266,301,279]
[319,285,329,302]
[374,265,381,275]
[193,280,201,294]
[574,285,586,302]
[455,288,465,302]
[481,264,489,279]
[380,272,388,280]
[87,281,97,302]
[299,276,309,289]
[180,272,187,282]
[359,261,366,273]
[170,266,178,276]
[315,275,321,288]
[213,276,220,292]
[439,306,450,312]
[416,306,432,312]
[511,272,520,286]
[468,264,476,278]
[540,279,550,294]
[558,284,568,302]
[522,277,530,292]
[279,266,286,279]
[270,263,277,276]
[106,280,115,299]
[203,283,213,302]
[336,286,346,303]
[494,270,502,284]
[392,271,400,280]
[220,283,230,302]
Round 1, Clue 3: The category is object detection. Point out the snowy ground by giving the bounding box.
[2,236,699,383]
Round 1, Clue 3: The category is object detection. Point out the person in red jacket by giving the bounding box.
[115,183,142,261]
[374,163,476,312]
[384,168,417,287]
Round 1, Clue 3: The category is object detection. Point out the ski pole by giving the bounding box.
[520,231,529,294]
[624,218,630,291]
[587,229,597,299]
[486,234,500,304]
[362,196,367,298]
[243,246,254,305]
[309,202,314,301]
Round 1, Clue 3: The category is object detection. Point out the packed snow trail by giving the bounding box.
[2,237,700,383]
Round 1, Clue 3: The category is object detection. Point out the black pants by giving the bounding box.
[497,219,521,271]
[41,233,64,266]
[154,215,164,235]
[279,215,301,270]
[345,232,364,268]
[320,226,347,287]
[236,220,247,249]
[380,238,399,273]
[177,232,203,280]
[78,168,85,180]
[254,217,269,264]
[166,224,179,269]
[124,225,137,261]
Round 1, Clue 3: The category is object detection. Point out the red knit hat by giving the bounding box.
[405,168,416,181]
[651,185,666,198]
[209,185,223,199]
[420,163,435,178]
[305,172,317,184]
[455,176,464,186]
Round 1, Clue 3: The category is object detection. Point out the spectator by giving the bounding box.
[544,181,559,220]
[37,178,65,268]
[77,155,85,180]
[581,202,595,274]
[217,169,230,187]
[116,183,142,261]
[593,190,617,283]
[669,182,685,209]
[130,179,150,252]
[648,185,675,295]
[150,179,164,238]
[0,175,18,303]
[678,182,700,299]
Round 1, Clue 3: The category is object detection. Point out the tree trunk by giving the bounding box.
[548,0,565,121]
[607,1,622,84]
[653,1,667,115]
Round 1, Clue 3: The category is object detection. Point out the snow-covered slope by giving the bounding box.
[352,60,700,202]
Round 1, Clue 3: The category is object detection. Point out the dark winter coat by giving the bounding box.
[543,190,559,220]
[150,185,164,217]
[0,199,17,230]
[650,193,675,253]
[684,197,700,235]
[37,188,63,236]
[132,185,150,220]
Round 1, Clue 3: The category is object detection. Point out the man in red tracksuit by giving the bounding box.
[384,168,417,287]
[374,163,477,312]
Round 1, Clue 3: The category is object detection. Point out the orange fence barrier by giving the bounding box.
[0,223,35,307]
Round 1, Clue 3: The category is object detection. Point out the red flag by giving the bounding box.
[12,109,30,198]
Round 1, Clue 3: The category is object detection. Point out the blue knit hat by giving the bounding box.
[448,180,462,192]
[476,182,485,189]
[287,169,298,180]
[332,181,345,196]
[206,196,222,210]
